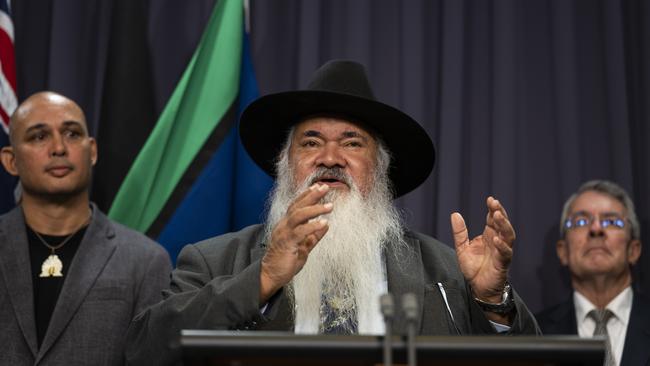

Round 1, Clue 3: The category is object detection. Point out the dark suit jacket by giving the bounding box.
[0,205,172,366]
[535,292,650,366]
[126,224,540,366]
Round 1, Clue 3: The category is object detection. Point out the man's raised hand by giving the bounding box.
[259,184,333,303]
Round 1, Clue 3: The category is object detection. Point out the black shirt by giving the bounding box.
[27,225,87,348]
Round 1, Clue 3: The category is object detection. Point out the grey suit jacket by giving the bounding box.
[126,224,540,366]
[536,293,650,366]
[0,204,172,366]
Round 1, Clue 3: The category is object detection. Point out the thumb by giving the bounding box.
[451,212,469,250]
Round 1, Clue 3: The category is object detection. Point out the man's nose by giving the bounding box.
[588,218,605,237]
[50,134,67,157]
[316,143,346,168]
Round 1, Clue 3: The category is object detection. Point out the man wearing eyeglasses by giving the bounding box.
[535,180,649,366]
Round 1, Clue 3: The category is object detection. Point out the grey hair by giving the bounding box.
[559,180,640,240]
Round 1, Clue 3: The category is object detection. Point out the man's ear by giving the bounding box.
[0,146,18,176]
[89,137,98,166]
[628,239,642,266]
[556,239,569,266]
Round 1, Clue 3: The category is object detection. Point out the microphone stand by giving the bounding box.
[402,293,418,366]
[379,294,394,366]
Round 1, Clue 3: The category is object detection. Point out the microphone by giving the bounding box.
[402,293,418,366]
[379,294,395,366]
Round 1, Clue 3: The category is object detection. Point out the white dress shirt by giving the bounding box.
[574,286,633,366]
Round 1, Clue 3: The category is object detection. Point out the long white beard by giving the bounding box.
[265,157,406,334]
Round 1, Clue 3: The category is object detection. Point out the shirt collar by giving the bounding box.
[574,286,633,326]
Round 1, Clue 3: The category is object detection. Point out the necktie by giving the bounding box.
[320,293,358,334]
[588,309,616,366]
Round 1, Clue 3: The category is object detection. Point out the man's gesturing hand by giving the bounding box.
[451,197,516,304]
[259,184,333,303]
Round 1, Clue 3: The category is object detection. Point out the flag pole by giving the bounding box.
[244,0,250,34]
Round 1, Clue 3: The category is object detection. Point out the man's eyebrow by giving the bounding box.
[24,123,48,134]
[301,130,369,141]
[62,120,85,129]
[571,210,624,217]
[600,211,625,217]
[303,130,322,137]
[341,131,367,140]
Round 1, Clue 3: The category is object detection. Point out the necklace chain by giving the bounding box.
[32,212,92,253]
[34,230,77,253]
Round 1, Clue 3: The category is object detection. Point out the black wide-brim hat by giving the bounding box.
[240,60,435,198]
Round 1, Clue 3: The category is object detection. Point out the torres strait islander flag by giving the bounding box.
[108,0,272,262]
[0,0,18,214]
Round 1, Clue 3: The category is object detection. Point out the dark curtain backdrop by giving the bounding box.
[11,0,650,313]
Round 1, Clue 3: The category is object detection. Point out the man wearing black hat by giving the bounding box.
[126,60,539,365]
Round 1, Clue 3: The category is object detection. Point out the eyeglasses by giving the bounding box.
[564,212,626,230]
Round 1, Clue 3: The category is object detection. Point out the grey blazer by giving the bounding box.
[0,204,172,366]
[126,224,540,366]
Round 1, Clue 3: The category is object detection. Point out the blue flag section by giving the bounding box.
[157,32,273,263]
[0,131,16,214]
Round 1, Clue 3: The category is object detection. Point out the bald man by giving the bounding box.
[0,91,171,366]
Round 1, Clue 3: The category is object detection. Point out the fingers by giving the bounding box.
[287,183,330,216]
[282,184,332,225]
[486,196,509,219]
[485,197,516,246]
[294,217,329,249]
[287,202,333,228]
[300,223,330,254]
[491,235,513,264]
[451,212,470,249]
[269,183,333,254]
[493,210,516,245]
[274,183,330,227]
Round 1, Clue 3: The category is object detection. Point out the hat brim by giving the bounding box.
[239,90,435,198]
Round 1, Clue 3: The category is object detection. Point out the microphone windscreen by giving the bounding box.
[380,293,395,318]
[402,293,418,320]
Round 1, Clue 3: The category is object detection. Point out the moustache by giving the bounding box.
[307,167,354,187]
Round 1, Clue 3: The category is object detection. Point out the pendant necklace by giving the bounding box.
[35,230,76,278]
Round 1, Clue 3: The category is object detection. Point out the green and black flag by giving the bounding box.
[109,0,272,262]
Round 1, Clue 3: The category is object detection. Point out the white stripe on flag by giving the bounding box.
[0,10,13,42]
[0,60,16,132]
[0,4,16,133]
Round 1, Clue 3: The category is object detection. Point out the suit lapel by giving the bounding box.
[621,294,650,366]
[543,297,578,335]
[36,208,117,361]
[561,298,578,334]
[0,207,39,356]
[386,234,424,335]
